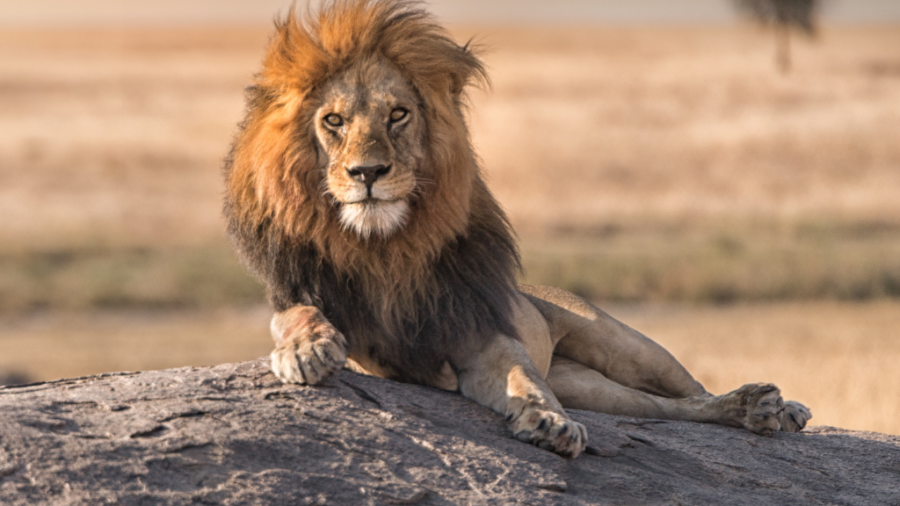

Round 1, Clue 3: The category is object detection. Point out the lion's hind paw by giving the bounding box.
[780,400,812,432]
[511,407,587,458]
[717,383,784,435]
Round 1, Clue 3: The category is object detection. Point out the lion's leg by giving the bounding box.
[520,285,706,398]
[548,357,784,434]
[269,305,348,385]
[451,335,587,457]
[522,285,811,433]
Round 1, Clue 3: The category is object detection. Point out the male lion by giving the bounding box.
[224,0,811,457]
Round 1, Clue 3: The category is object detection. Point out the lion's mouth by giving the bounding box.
[347,197,403,204]
[338,198,410,239]
[345,197,402,206]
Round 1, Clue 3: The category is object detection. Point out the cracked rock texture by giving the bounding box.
[1,359,898,505]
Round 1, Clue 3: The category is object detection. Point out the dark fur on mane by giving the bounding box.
[223,0,520,386]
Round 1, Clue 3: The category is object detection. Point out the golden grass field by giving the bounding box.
[0,24,899,434]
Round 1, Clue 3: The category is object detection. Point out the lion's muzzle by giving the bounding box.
[347,164,392,197]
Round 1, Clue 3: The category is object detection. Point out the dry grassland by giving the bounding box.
[469,26,900,231]
[3,25,899,243]
[1,25,899,434]
[0,306,272,384]
[1,25,899,304]
[0,27,262,251]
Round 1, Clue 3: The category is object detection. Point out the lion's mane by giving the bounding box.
[223,0,520,385]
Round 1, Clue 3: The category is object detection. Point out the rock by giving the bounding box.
[0,359,897,505]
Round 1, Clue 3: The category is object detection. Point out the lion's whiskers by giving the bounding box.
[411,177,436,199]
[317,177,332,198]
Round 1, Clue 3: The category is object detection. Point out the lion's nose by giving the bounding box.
[347,164,391,190]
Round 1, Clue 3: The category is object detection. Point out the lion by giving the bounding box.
[223,0,811,457]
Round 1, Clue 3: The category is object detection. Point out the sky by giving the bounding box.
[0,0,898,26]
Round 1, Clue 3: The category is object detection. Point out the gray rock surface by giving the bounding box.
[1,359,898,505]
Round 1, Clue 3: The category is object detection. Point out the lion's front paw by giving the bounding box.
[270,324,348,385]
[509,404,587,457]
[779,400,812,432]
[718,383,783,435]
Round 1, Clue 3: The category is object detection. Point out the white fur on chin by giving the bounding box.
[339,200,409,239]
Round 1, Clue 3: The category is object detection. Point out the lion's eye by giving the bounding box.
[324,114,343,127]
[389,108,408,123]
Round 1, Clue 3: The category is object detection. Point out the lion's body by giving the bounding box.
[224,1,520,388]
[229,186,519,387]
[224,0,810,457]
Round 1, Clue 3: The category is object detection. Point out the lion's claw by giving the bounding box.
[779,400,812,432]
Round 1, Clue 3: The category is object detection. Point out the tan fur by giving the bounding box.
[227,0,810,458]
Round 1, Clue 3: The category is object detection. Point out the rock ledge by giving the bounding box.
[1,359,898,505]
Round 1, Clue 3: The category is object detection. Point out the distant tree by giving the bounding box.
[734,0,820,73]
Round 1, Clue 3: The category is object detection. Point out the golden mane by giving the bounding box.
[224,0,518,384]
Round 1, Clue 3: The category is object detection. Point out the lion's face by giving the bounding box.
[314,58,427,239]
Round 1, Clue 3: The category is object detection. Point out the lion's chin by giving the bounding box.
[338,199,410,239]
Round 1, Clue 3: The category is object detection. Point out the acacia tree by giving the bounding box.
[734,0,820,73]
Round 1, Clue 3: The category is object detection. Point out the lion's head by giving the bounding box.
[225,0,490,251]
[224,0,519,382]
[314,58,424,238]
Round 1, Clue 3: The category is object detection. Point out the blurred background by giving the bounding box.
[1,0,898,434]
